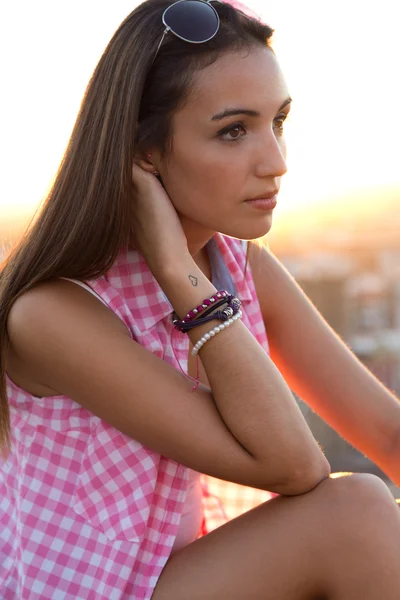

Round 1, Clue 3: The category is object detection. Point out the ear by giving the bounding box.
[134,152,159,175]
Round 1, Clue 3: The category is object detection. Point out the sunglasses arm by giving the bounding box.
[152,27,171,64]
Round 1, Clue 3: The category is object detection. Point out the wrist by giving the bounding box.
[154,260,218,320]
[151,252,196,279]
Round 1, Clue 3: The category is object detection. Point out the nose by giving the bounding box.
[254,131,288,179]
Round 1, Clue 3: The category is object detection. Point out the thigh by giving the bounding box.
[152,479,328,600]
[151,473,400,600]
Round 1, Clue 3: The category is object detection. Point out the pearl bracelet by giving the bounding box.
[191,310,243,356]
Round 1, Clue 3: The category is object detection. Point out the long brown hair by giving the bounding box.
[0,0,274,450]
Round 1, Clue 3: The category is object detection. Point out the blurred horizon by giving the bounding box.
[1,0,400,230]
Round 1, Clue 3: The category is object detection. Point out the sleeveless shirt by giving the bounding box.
[51,278,204,556]
[1,232,272,600]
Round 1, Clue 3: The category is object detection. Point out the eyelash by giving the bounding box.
[217,114,289,142]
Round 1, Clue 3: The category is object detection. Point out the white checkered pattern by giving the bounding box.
[1,233,273,599]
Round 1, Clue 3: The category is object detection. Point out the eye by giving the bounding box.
[217,122,247,142]
[273,113,288,132]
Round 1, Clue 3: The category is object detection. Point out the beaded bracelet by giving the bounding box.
[175,297,241,333]
[191,310,243,356]
[172,290,230,329]
[172,295,231,331]
[190,295,233,321]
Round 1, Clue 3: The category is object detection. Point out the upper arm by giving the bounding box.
[7,280,269,488]
[249,244,400,457]
[249,242,362,391]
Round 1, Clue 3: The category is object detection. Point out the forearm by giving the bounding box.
[157,256,330,491]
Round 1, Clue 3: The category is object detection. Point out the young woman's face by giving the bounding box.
[160,46,291,243]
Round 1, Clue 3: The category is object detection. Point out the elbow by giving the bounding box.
[268,456,331,496]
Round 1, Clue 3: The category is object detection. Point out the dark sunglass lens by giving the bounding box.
[164,1,219,42]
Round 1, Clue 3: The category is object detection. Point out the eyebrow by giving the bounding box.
[211,97,292,121]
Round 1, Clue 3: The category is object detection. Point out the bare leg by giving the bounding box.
[151,473,400,599]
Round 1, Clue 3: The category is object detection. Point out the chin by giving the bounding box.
[219,216,273,241]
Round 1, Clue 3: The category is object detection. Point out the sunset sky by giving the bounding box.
[1,0,399,231]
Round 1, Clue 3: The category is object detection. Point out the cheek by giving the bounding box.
[186,145,246,188]
[166,148,241,207]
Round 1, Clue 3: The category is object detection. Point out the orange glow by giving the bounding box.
[1,1,399,232]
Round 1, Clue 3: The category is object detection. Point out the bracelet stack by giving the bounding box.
[172,290,230,326]
[171,290,242,355]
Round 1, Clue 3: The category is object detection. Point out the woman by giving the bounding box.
[1,0,400,598]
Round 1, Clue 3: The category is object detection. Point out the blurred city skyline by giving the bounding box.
[1,0,400,230]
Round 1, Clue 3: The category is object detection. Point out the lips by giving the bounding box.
[245,189,279,201]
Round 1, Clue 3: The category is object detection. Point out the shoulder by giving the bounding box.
[8,278,128,340]
[7,279,130,395]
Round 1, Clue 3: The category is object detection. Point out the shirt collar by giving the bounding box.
[107,233,253,333]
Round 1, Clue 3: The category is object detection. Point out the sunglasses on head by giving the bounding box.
[153,0,224,61]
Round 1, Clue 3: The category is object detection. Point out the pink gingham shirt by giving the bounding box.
[1,232,273,599]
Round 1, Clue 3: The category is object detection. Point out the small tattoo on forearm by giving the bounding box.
[188,275,198,287]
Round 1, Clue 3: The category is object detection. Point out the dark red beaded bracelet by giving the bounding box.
[174,297,241,333]
[173,290,230,326]
[191,296,232,320]
[172,296,232,330]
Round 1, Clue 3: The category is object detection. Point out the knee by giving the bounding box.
[316,472,395,519]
